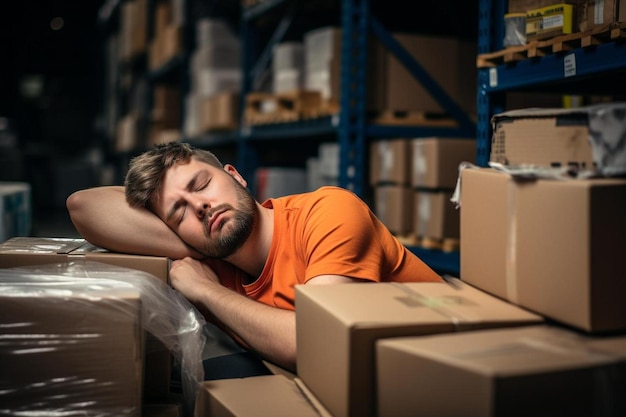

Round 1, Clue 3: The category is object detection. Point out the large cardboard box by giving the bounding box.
[491,103,626,176]
[0,275,143,414]
[373,185,414,236]
[370,139,413,185]
[491,108,594,170]
[460,168,626,332]
[376,325,626,417]
[0,237,173,401]
[413,190,459,240]
[194,375,322,417]
[411,138,476,188]
[295,279,544,417]
[371,33,477,114]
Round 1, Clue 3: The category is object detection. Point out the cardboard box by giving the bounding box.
[414,190,459,240]
[491,108,594,170]
[295,279,544,417]
[194,375,321,417]
[370,139,413,186]
[579,0,626,31]
[374,185,414,236]
[411,138,476,188]
[198,91,239,132]
[460,168,626,332]
[376,325,626,417]
[0,237,170,282]
[526,3,575,40]
[0,275,143,414]
[0,237,173,401]
[492,103,626,176]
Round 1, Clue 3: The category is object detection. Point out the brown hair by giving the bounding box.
[124,141,223,211]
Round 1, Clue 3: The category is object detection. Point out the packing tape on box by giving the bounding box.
[391,280,468,329]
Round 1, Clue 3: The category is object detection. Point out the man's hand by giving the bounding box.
[169,257,297,371]
[169,257,221,305]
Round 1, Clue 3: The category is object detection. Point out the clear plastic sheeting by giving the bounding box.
[0,260,206,417]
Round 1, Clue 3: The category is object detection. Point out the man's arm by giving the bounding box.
[169,258,362,371]
[66,186,200,259]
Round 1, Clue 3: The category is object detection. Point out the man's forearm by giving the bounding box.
[197,282,297,371]
[66,186,199,259]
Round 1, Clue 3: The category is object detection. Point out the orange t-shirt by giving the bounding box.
[214,186,442,311]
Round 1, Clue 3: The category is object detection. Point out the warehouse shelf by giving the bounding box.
[476,0,626,166]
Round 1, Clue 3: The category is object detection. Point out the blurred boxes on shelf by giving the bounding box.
[460,167,626,333]
[272,42,305,94]
[411,138,476,188]
[374,185,414,236]
[0,182,30,242]
[254,167,308,202]
[302,26,477,115]
[370,138,475,244]
[376,325,626,417]
[413,190,459,242]
[295,279,543,417]
[184,18,241,138]
[119,0,147,61]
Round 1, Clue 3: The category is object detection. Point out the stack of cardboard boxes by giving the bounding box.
[0,238,188,416]
[370,137,475,249]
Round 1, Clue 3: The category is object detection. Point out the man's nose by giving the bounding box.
[191,197,209,217]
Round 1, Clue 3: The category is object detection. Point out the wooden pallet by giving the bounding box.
[244,90,337,125]
[371,110,459,127]
[477,22,626,68]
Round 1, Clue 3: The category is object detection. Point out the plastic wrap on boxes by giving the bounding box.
[0,260,206,417]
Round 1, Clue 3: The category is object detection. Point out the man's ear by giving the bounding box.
[224,164,248,188]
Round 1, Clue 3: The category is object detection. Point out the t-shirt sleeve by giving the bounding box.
[301,188,387,283]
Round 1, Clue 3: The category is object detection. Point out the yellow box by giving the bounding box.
[526,3,574,40]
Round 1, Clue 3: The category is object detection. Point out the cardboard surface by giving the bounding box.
[411,138,476,188]
[374,185,414,235]
[295,280,543,417]
[460,168,626,332]
[377,325,626,417]
[0,237,170,283]
[0,285,143,414]
[0,237,173,401]
[194,375,320,417]
[370,139,413,186]
[414,190,459,240]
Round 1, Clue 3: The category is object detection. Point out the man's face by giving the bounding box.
[155,158,256,259]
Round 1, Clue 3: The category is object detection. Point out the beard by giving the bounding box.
[197,179,256,259]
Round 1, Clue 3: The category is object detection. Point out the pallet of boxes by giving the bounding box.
[0,237,204,417]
